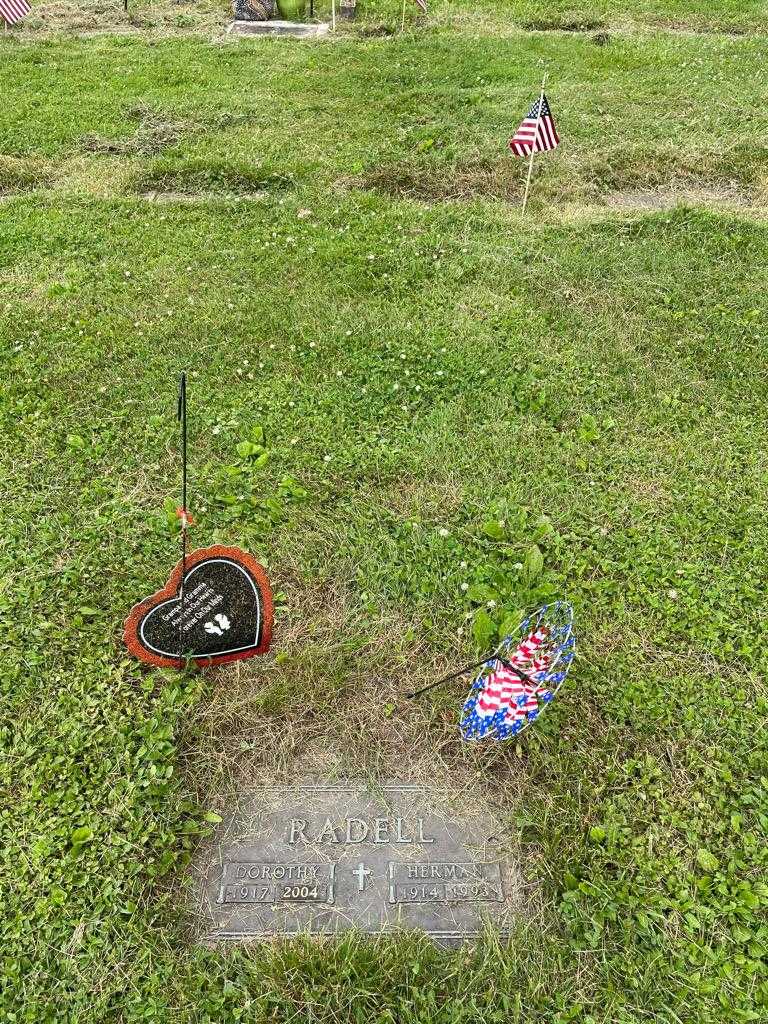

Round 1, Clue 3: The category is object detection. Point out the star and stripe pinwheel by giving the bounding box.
[459,601,574,741]
[408,602,575,742]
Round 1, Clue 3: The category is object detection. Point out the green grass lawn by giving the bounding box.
[2,4,767,1022]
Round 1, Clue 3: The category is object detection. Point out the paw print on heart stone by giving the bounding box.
[204,612,231,637]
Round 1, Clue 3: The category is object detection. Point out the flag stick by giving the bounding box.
[177,372,189,664]
[405,658,532,700]
[401,0,406,32]
[331,0,336,30]
[521,71,547,215]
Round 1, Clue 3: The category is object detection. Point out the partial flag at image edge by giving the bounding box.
[0,0,30,26]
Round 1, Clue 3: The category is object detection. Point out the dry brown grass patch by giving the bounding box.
[344,156,527,204]
[178,571,537,814]
[521,15,606,33]
[345,144,766,210]
[16,0,227,37]
[80,103,200,157]
[0,155,53,195]
[380,477,466,522]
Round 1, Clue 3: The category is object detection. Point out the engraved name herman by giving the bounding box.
[286,816,436,845]
[404,862,484,880]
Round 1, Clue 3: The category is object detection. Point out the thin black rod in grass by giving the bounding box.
[406,657,532,700]
[177,372,189,662]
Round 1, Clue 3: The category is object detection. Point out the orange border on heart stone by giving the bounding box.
[124,544,274,669]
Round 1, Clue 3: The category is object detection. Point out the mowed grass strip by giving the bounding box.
[11,0,768,36]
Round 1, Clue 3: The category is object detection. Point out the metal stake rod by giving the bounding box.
[406,657,531,700]
[177,372,188,665]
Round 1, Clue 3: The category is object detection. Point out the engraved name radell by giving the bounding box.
[286,816,435,845]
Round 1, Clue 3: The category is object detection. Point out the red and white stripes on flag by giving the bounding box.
[411,0,427,11]
[507,625,549,667]
[475,662,525,718]
[0,0,30,26]
[474,626,551,721]
[509,93,560,158]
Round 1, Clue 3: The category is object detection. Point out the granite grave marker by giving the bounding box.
[191,783,524,945]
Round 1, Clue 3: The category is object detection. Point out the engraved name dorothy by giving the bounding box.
[232,863,326,881]
[286,817,436,845]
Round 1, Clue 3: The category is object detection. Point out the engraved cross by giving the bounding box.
[352,862,371,892]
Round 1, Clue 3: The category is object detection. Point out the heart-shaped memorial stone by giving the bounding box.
[124,545,273,668]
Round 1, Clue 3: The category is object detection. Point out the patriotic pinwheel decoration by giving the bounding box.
[459,602,574,741]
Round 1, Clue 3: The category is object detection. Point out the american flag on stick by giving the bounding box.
[509,77,560,213]
[0,0,30,25]
[470,627,551,724]
[412,0,427,10]
[509,93,560,157]
[405,601,574,743]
